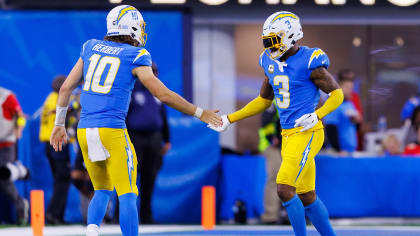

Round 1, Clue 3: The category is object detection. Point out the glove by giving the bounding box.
[294,112,318,132]
[207,115,231,132]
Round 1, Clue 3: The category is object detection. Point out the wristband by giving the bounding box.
[194,107,204,118]
[55,106,68,127]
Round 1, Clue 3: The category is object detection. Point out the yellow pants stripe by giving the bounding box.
[276,129,324,194]
[295,132,314,183]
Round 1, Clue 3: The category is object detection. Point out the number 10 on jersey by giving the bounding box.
[83,54,121,94]
[274,75,290,109]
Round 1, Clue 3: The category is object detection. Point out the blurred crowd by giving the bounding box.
[319,69,420,158]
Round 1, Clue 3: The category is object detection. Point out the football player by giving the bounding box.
[50,5,221,236]
[209,12,343,236]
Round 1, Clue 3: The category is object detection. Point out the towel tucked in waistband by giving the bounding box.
[86,128,110,162]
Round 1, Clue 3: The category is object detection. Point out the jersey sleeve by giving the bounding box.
[259,51,265,68]
[307,48,330,71]
[259,50,269,76]
[132,48,152,67]
[80,40,91,59]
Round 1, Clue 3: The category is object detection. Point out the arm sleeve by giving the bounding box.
[308,48,330,71]
[228,96,273,123]
[161,105,170,143]
[132,48,152,67]
[315,89,344,119]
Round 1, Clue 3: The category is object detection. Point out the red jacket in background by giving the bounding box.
[351,92,363,116]
[403,143,420,156]
[0,87,22,148]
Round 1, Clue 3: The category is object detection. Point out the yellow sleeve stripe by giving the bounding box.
[315,89,344,119]
[308,49,325,69]
[228,96,273,123]
[133,49,149,63]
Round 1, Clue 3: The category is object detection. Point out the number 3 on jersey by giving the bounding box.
[274,75,290,109]
[83,54,120,94]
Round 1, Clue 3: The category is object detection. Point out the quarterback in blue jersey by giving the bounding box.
[50,5,221,236]
[209,12,344,236]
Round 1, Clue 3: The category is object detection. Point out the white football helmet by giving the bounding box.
[262,11,303,59]
[106,5,147,46]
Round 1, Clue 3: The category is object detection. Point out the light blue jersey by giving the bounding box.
[259,46,330,129]
[78,39,152,128]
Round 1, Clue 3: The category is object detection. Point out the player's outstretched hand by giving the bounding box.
[50,126,68,152]
[207,115,231,132]
[200,109,222,127]
[294,112,318,132]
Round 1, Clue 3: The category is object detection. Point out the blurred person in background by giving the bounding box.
[337,69,364,150]
[323,76,362,155]
[72,151,94,201]
[400,84,420,146]
[49,5,221,236]
[337,69,363,116]
[67,88,97,222]
[72,150,95,222]
[382,134,402,156]
[258,104,286,224]
[67,88,94,199]
[400,84,420,122]
[126,62,170,224]
[403,106,420,156]
[72,151,94,200]
[322,107,341,153]
[0,86,28,224]
[39,75,71,224]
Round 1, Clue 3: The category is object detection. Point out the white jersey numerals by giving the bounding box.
[273,75,290,109]
[83,54,121,94]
